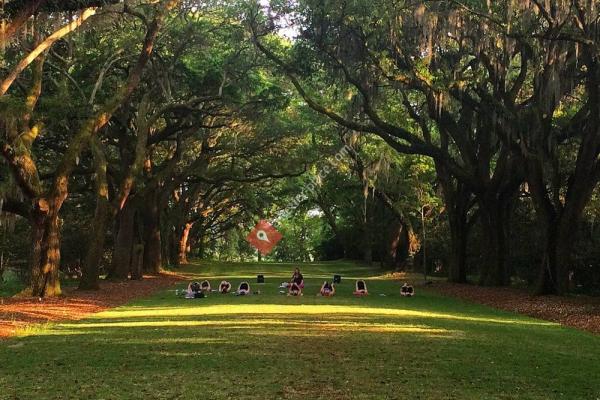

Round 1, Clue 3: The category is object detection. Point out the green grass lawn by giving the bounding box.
[1,261,599,399]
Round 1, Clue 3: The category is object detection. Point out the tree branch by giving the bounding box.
[0,7,97,96]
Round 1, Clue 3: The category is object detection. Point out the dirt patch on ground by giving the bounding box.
[0,272,184,339]
[429,282,600,335]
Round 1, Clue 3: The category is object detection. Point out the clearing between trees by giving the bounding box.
[1,261,598,400]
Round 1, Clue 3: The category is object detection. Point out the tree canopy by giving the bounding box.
[1,0,599,297]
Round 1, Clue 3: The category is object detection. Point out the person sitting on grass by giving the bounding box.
[288,281,302,296]
[219,281,232,294]
[400,283,414,297]
[237,281,250,295]
[353,280,368,296]
[186,282,204,299]
[320,281,335,297]
[290,267,304,289]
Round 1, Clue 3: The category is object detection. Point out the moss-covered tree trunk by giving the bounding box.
[30,199,62,297]
[79,138,110,290]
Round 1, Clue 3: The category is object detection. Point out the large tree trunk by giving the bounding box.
[130,243,144,280]
[109,202,136,280]
[535,223,559,295]
[384,221,405,269]
[447,204,469,283]
[79,138,110,290]
[79,198,109,290]
[130,209,144,280]
[435,162,471,284]
[534,210,581,295]
[526,47,600,294]
[168,228,179,267]
[477,197,510,286]
[142,189,162,274]
[177,222,192,265]
[30,199,62,297]
[384,221,416,270]
[526,156,596,294]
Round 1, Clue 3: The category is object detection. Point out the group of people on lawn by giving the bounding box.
[185,267,413,298]
[280,268,337,296]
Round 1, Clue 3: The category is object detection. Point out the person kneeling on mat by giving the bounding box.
[400,283,415,297]
[353,280,368,296]
[237,281,250,295]
[219,281,232,294]
[186,282,204,299]
[288,281,302,296]
[320,281,335,297]
[200,280,211,293]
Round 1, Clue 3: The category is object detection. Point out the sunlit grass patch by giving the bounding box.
[56,318,459,337]
[12,321,54,338]
[90,303,557,327]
